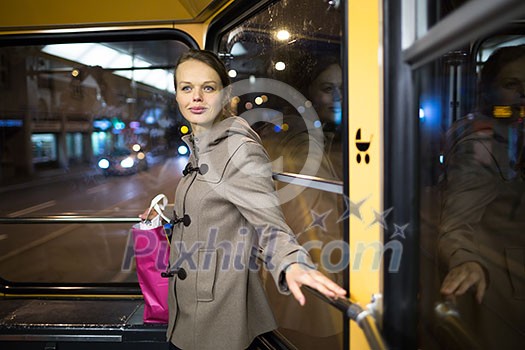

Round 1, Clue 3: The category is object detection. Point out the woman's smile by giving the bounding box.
[189,106,207,114]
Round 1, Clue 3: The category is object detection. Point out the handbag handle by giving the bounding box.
[145,194,171,223]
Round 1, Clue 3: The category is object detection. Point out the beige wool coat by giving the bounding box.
[166,117,314,350]
[439,115,525,348]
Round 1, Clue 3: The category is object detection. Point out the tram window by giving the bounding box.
[217,1,344,349]
[416,26,525,350]
[218,0,343,181]
[0,36,192,285]
[413,0,473,39]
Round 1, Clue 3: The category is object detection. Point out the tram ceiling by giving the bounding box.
[0,0,231,30]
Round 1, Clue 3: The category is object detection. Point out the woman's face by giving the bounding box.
[175,59,224,134]
[490,56,525,115]
[308,63,343,125]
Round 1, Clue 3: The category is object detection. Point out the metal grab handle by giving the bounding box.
[304,287,388,350]
[272,172,344,194]
[434,301,482,349]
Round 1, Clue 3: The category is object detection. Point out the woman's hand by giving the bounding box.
[440,261,487,304]
[285,263,347,306]
[139,208,159,221]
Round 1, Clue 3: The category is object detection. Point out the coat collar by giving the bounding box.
[181,117,262,183]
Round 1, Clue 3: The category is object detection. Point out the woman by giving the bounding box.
[306,55,343,132]
[146,49,346,350]
[439,45,525,349]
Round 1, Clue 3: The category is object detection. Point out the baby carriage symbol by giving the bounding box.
[355,128,372,164]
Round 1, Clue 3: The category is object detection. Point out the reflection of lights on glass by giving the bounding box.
[232,96,241,104]
[180,125,189,134]
[114,120,125,130]
[43,43,175,92]
[98,158,109,169]
[121,157,135,168]
[261,95,268,102]
[255,97,263,105]
[245,102,253,110]
[178,145,189,155]
[94,119,112,130]
[333,102,342,126]
[132,144,141,152]
[273,124,282,132]
[493,105,512,118]
[71,68,80,77]
[314,120,322,128]
[419,107,425,120]
[420,99,442,128]
[137,152,145,160]
[249,75,256,84]
[276,30,290,41]
[439,154,444,164]
[297,106,305,113]
[145,115,155,124]
[275,61,286,71]
[305,101,313,108]
[228,69,237,78]
[282,123,289,131]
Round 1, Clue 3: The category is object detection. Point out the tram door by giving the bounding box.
[387,0,525,349]
[207,1,348,349]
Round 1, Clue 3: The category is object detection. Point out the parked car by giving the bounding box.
[97,145,148,175]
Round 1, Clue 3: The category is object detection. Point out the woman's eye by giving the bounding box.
[180,86,191,92]
[203,86,216,92]
[502,79,522,90]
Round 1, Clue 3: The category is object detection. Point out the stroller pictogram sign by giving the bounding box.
[355,128,372,164]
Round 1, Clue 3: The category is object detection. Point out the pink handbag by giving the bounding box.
[132,194,171,324]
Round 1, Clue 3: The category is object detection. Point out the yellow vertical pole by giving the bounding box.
[347,0,383,349]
